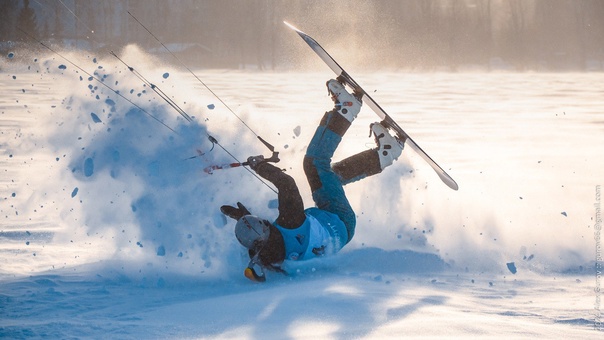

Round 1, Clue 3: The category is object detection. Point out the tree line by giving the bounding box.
[2,0,603,71]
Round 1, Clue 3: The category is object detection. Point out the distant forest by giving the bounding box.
[1,0,603,71]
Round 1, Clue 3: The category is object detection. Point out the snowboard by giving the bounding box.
[285,22,459,191]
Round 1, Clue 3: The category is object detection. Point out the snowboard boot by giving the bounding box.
[326,79,362,123]
[370,122,404,170]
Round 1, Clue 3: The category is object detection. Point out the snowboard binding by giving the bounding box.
[335,75,363,101]
[326,78,362,123]
[369,121,404,170]
[377,117,408,146]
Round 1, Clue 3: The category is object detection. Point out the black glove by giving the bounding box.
[247,155,265,171]
[220,202,251,220]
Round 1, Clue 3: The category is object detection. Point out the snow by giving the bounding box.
[1,46,602,338]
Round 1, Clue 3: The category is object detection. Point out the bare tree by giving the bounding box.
[0,0,19,43]
[506,0,527,70]
[19,0,39,39]
[475,0,493,69]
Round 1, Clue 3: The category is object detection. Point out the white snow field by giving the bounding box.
[1,47,602,338]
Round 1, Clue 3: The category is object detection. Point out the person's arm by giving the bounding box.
[254,162,306,229]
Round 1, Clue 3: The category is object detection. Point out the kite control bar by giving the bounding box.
[203,136,280,174]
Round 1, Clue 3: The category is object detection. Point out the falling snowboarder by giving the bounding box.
[221,79,405,282]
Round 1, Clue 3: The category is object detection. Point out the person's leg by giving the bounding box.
[333,122,404,185]
[304,80,361,242]
[332,149,381,185]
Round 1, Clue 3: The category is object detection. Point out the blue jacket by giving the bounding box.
[274,207,348,261]
[248,162,350,267]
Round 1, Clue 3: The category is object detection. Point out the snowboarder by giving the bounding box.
[221,79,404,281]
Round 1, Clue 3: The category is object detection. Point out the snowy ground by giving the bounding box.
[1,47,603,338]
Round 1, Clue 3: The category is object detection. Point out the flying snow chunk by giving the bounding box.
[561,211,567,217]
[162,72,169,79]
[7,52,15,59]
[506,262,517,274]
[90,112,102,123]
[268,199,279,209]
[207,104,215,110]
[294,125,301,137]
[71,187,79,198]
[58,64,67,70]
[213,213,227,228]
[157,246,166,256]
[104,99,116,113]
[84,158,94,177]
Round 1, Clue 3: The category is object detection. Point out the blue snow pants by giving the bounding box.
[303,110,356,243]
